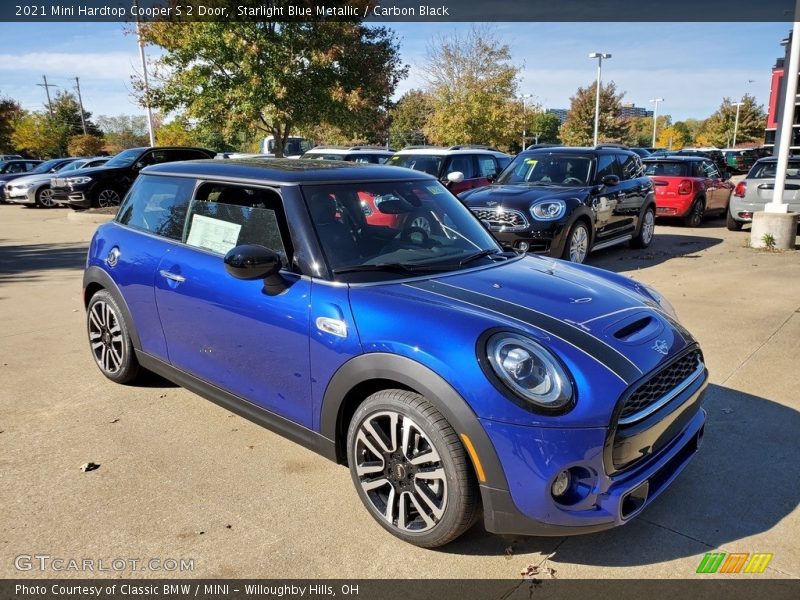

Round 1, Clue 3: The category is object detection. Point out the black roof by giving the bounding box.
[143,158,437,184]
[522,146,634,155]
[643,155,706,162]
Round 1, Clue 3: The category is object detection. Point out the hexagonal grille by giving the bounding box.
[620,351,702,422]
[469,207,528,230]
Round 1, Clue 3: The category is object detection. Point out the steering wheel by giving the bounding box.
[562,177,583,186]
[401,226,431,247]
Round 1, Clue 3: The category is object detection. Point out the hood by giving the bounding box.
[460,183,592,208]
[5,172,52,187]
[55,165,121,178]
[370,256,694,387]
[0,172,35,183]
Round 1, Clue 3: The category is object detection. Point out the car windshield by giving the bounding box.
[644,161,690,177]
[301,179,504,281]
[105,148,142,168]
[750,161,800,179]
[386,154,444,177]
[497,153,592,186]
[56,159,88,173]
[29,159,65,174]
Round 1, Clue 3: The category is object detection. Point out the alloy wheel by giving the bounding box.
[88,300,125,374]
[568,224,589,263]
[641,209,655,243]
[353,410,447,533]
[97,189,121,208]
[410,215,432,235]
[38,188,55,208]
[688,201,704,227]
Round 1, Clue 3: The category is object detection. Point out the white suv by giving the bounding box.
[300,145,395,164]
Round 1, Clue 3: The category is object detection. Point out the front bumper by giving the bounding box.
[492,223,570,257]
[52,188,90,208]
[4,187,36,204]
[478,360,708,536]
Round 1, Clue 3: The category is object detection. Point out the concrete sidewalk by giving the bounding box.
[0,204,797,580]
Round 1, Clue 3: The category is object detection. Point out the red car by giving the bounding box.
[643,156,733,226]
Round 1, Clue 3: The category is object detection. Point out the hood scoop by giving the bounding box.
[606,312,663,344]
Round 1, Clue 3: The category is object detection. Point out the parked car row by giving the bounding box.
[4,156,109,207]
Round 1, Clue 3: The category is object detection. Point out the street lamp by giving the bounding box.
[519,93,533,150]
[731,101,745,148]
[589,52,611,146]
[650,98,664,147]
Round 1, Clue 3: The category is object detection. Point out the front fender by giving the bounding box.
[319,352,509,492]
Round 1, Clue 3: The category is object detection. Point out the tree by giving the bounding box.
[699,95,766,147]
[137,5,406,157]
[388,89,433,148]
[0,94,22,153]
[561,81,629,146]
[624,115,670,147]
[11,112,69,158]
[526,111,561,145]
[155,118,198,147]
[68,134,105,156]
[657,126,691,150]
[95,115,151,152]
[421,26,521,149]
[52,91,102,138]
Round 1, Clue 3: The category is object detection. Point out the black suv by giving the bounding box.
[51,146,215,209]
[459,146,656,263]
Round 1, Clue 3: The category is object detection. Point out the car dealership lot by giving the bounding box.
[0,204,798,581]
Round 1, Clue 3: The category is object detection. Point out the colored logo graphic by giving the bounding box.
[696,552,773,574]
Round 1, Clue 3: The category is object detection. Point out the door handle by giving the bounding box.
[159,269,186,283]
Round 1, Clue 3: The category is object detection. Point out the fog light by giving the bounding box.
[518,241,530,252]
[551,470,571,498]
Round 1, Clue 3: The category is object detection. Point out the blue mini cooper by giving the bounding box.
[84,159,707,547]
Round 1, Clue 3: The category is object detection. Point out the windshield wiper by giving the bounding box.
[333,262,452,275]
[459,249,501,266]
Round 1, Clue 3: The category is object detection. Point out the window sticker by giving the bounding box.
[186,214,242,255]
[426,185,444,195]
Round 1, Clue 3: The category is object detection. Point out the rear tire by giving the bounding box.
[726,207,744,231]
[86,290,140,384]
[346,389,480,548]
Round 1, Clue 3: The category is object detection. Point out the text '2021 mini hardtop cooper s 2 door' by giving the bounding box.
[84,159,707,548]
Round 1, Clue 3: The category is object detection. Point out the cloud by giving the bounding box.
[0,52,139,81]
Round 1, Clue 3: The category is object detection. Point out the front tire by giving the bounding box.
[562,221,590,263]
[86,290,140,384]
[35,186,56,208]
[94,188,122,209]
[631,205,655,249]
[346,389,480,548]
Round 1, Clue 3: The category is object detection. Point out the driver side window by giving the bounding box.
[595,155,620,181]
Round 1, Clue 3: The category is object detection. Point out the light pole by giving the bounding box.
[589,52,611,146]
[650,98,664,147]
[520,93,533,150]
[134,0,156,146]
[731,101,745,148]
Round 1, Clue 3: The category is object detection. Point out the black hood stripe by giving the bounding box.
[405,279,642,384]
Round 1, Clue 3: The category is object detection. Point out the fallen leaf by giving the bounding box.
[109,418,120,424]
[80,462,100,472]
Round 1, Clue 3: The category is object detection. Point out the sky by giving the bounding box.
[0,21,790,125]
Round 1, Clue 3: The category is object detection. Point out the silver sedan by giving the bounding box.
[5,157,109,208]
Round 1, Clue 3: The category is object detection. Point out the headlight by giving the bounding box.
[641,284,678,320]
[485,332,574,411]
[14,183,32,189]
[66,177,93,185]
[530,200,566,220]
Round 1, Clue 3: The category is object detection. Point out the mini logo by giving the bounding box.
[486,201,498,207]
[652,339,669,355]
[393,464,407,479]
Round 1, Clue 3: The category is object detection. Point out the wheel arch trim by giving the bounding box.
[319,352,509,492]
[83,265,142,350]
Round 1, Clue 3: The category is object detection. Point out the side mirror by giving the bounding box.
[133,161,145,170]
[446,171,465,185]
[600,174,620,187]
[224,244,287,295]
[486,173,497,183]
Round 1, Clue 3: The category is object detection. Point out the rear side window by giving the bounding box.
[183,183,291,266]
[445,155,478,179]
[616,153,641,180]
[477,156,499,177]
[116,175,196,240]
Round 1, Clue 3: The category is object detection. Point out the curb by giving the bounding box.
[66,210,116,224]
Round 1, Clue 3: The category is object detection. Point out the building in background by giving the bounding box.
[767,32,798,154]
[619,103,654,119]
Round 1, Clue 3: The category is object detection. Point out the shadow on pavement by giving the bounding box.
[588,228,724,272]
[442,384,799,565]
[0,241,88,284]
